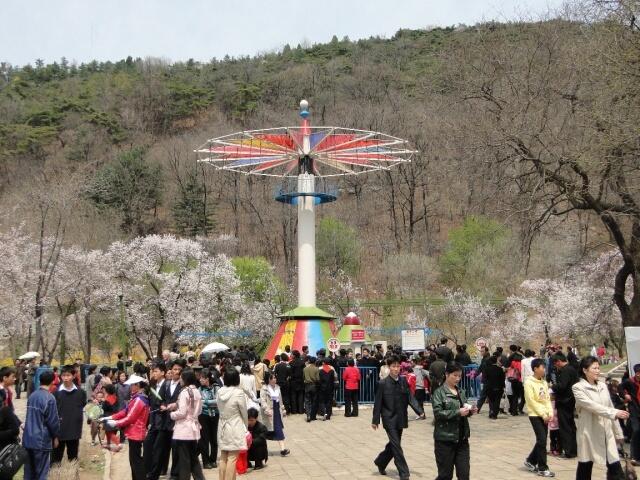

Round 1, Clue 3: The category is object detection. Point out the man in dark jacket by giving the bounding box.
[505,344,524,416]
[23,370,60,480]
[484,355,505,419]
[160,360,183,480]
[429,352,447,394]
[436,338,454,363]
[622,364,640,464]
[552,352,578,458]
[144,363,167,480]
[289,350,306,415]
[52,366,86,463]
[372,355,424,480]
[274,353,292,414]
[475,347,491,413]
[247,407,268,469]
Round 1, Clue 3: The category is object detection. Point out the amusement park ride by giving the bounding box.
[196,100,415,358]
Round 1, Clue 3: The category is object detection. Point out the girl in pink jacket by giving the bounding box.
[169,370,205,480]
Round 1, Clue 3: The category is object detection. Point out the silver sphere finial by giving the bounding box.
[300,99,309,111]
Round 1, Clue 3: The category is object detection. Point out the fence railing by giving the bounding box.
[334,366,378,405]
[460,364,480,399]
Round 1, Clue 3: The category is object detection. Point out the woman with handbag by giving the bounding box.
[103,375,150,480]
[216,368,248,480]
[572,356,629,480]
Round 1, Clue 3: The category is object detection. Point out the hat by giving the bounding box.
[124,374,148,385]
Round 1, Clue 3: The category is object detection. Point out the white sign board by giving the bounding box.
[327,337,340,353]
[401,329,425,351]
[625,327,640,376]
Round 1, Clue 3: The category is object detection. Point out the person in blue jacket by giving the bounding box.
[22,370,60,480]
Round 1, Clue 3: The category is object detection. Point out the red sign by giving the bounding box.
[351,329,366,341]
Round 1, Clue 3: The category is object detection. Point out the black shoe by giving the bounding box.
[560,454,576,459]
[203,462,213,469]
[280,449,290,456]
[306,417,311,422]
[254,464,265,470]
[352,413,358,417]
[345,413,351,417]
[374,461,386,475]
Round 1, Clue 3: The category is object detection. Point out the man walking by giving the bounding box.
[23,370,60,480]
[552,352,578,458]
[372,355,424,480]
[523,358,555,477]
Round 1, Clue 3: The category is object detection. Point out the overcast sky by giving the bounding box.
[2,0,565,66]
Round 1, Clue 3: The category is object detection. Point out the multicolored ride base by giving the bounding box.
[263,307,336,362]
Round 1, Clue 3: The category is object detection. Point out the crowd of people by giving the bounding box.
[0,339,633,480]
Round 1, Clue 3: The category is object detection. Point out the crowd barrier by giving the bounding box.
[334,366,378,405]
[333,364,482,405]
[460,364,480,399]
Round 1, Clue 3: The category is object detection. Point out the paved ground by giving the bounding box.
[104,405,611,480]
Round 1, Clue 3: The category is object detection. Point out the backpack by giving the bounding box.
[507,359,522,382]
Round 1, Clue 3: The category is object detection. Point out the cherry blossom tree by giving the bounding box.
[0,226,39,358]
[106,235,279,359]
[507,251,624,353]
[405,290,498,346]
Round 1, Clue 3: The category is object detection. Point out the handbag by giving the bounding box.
[0,443,28,480]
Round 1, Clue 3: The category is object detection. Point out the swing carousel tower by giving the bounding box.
[196,101,415,359]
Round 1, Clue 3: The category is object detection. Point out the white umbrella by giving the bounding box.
[201,342,229,354]
[19,351,41,360]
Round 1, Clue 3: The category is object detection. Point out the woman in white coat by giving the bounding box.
[572,356,629,480]
[239,362,259,410]
[216,368,248,480]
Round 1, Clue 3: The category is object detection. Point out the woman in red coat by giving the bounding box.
[104,375,150,480]
[343,359,361,417]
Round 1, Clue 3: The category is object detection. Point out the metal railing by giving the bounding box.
[460,364,480,399]
[335,366,378,405]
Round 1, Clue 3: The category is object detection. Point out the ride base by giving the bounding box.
[263,306,336,361]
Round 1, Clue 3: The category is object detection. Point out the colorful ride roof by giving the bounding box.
[195,127,415,178]
[263,318,337,362]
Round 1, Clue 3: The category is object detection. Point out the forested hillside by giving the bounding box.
[2,1,639,358]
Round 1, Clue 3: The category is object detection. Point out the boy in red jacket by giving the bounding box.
[343,359,361,417]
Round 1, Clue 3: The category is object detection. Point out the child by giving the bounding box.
[523,358,554,478]
[548,389,561,456]
[247,407,268,469]
[102,384,122,452]
[89,391,105,446]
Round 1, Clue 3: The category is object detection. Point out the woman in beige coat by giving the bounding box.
[216,368,248,480]
[572,356,629,480]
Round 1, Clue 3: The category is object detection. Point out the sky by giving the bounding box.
[2,0,566,66]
